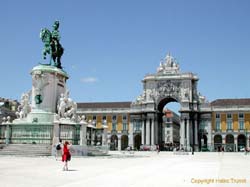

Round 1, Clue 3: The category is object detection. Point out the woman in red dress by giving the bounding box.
[62,141,71,171]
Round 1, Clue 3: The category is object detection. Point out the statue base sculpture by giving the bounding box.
[13,64,69,124]
[11,64,78,146]
[9,64,108,155]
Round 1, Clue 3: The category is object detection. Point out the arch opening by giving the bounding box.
[121,135,128,150]
[201,135,208,148]
[225,134,234,152]
[134,134,141,150]
[237,134,246,152]
[157,97,181,151]
[110,135,118,150]
[214,134,222,152]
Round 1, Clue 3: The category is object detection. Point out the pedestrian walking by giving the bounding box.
[156,144,160,154]
[55,139,62,161]
[62,141,71,171]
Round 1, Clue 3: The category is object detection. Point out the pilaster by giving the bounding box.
[129,120,134,148]
[102,124,108,146]
[141,121,145,145]
[80,120,87,146]
[52,121,60,145]
[146,119,150,145]
[118,135,121,151]
[151,119,155,145]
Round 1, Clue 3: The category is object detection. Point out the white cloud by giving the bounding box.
[80,77,98,83]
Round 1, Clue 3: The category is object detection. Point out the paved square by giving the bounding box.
[0,152,250,187]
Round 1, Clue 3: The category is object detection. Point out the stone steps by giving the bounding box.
[87,146,109,156]
[0,144,52,156]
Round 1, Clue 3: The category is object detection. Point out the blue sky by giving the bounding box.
[1,0,250,105]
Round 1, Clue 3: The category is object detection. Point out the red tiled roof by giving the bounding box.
[77,102,132,109]
[211,99,250,107]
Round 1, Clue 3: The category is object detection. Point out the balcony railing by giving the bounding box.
[214,129,222,132]
[122,130,128,134]
[199,129,208,135]
[226,129,233,132]
[111,130,117,134]
[238,129,246,133]
[134,130,141,134]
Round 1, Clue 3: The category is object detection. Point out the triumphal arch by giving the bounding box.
[129,54,211,151]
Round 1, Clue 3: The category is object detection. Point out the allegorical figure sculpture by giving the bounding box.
[40,21,64,69]
[57,90,77,121]
[16,91,31,119]
[32,72,50,105]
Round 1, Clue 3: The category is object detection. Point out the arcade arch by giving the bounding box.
[110,135,118,150]
[225,134,234,152]
[157,98,181,149]
[134,134,141,150]
[202,135,208,148]
[214,134,222,151]
[121,135,128,150]
[237,134,246,151]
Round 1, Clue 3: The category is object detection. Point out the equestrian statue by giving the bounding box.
[40,21,64,69]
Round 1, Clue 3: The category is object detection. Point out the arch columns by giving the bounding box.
[234,136,238,152]
[146,119,150,145]
[129,120,134,149]
[180,114,190,151]
[180,119,185,148]
[207,120,212,148]
[107,134,111,147]
[151,118,155,146]
[141,114,155,146]
[118,135,122,151]
[141,120,145,145]
[187,119,190,150]
[91,128,95,145]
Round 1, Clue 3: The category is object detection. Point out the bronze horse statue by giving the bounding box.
[40,21,64,69]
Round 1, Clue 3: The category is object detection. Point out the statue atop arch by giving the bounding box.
[40,21,64,69]
[157,53,180,74]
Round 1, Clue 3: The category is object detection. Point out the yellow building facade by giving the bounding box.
[76,99,250,152]
[211,99,250,152]
[77,102,131,150]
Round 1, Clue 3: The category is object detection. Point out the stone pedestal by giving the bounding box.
[13,65,69,125]
[52,121,60,145]
[31,65,68,113]
[80,120,87,146]
[102,125,108,145]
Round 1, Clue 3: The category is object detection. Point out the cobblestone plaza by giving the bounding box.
[0,152,250,187]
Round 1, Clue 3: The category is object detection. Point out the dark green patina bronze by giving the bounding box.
[40,21,64,69]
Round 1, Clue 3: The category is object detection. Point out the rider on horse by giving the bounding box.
[40,21,64,69]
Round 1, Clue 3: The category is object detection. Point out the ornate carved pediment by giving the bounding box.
[156,80,181,100]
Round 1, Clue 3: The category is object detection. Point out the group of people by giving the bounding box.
[55,140,72,171]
